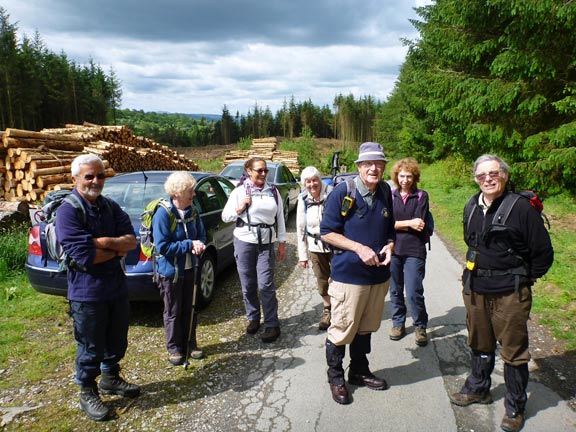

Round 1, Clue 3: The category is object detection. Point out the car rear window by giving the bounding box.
[104,182,168,219]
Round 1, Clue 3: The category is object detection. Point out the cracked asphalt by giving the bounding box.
[175,214,576,432]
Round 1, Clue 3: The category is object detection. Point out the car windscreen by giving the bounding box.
[221,165,245,180]
[266,167,277,183]
[104,182,168,220]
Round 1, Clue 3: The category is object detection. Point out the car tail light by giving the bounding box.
[138,249,151,262]
[28,226,42,256]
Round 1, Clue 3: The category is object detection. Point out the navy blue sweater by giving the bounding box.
[320,179,395,285]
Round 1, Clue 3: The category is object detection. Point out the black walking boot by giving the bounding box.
[99,371,141,398]
[348,333,388,390]
[501,363,529,431]
[79,382,109,421]
[450,350,495,406]
[326,339,350,404]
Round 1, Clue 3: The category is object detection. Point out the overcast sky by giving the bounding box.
[2,1,429,116]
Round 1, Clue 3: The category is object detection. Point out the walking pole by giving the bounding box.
[184,252,201,370]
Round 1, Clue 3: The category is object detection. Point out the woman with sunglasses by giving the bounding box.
[222,157,286,343]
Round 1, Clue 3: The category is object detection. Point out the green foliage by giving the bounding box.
[333,94,383,144]
[279,126,317,169]
[116,109,218,147]
[377,0,576,195]
[0,224,28,275]
[0,224,29,302]
[236,136,253,150]
[0,8,120,130]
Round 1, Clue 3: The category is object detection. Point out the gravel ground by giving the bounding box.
[1,213,574,430]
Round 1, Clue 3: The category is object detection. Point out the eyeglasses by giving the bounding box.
[474,170,501,182]
[359,161,385,169]
[251,168,269,174]
[82,173,106,181]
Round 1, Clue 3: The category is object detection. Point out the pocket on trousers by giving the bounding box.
[328,283,348,329]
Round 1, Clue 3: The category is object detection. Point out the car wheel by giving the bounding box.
[196,252,216,308]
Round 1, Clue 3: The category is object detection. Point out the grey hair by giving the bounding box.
[164,171,196,197]
[300,166,321,185]
[472,154,510,180]
[71,154,104,177]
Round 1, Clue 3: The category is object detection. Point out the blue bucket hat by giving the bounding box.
[355,142,388,164]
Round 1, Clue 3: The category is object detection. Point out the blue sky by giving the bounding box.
[2,1,430,115]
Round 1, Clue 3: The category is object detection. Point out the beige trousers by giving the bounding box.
[327,279,390,346]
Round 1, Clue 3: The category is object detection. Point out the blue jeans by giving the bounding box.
[389,255,428,328]
[69,297,130,385]
[234,238,279,328]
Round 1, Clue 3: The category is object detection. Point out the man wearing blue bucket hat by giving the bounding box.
[320,142,396,405]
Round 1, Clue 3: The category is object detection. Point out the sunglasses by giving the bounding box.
[251,168,269,174]
[474,170,501,182]
[82,173,106,181]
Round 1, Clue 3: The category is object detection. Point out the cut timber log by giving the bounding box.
[0,200,29,214]
[4,128,81,141]
[3,137,84,152]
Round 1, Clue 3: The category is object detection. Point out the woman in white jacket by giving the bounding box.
[296,166,333,330]
[222,157,286,343]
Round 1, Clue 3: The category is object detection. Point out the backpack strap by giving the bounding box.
[340,177,391,217]
[156,199,178,232]
[63,193,87,223]
[377,180,391,210]
[463,195,479,241]
[345,177,356,200]
[492,193,521,225]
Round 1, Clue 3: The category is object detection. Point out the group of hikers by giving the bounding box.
[55,142,553,432]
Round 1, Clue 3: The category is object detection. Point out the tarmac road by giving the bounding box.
[178,214,576,432]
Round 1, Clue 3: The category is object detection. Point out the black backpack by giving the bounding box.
[464,190,550,236]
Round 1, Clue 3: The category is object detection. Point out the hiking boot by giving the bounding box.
[501,412,525,432]
[261,327,281,343]
[99,372,141,398]
[449,391,493,407]
[329,384,351,404]
[246,320,261,335]
[348,370,389,390]
[188,348,204,360]
[389,326,406,341]
[168,353,184,366]
[318,309,331,331]
[415,327,428,346]
[79,383,109,421]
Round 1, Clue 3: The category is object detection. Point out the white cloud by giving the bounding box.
[1,1,424,114]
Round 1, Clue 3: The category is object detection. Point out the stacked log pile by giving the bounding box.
[1,123,200,203]
[222,136,300,174]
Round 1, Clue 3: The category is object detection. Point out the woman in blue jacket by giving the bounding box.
[153,171,206,366]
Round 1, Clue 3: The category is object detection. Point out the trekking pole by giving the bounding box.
[184,252,202,370]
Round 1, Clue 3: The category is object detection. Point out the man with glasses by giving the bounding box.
[320,142,396,405]
[450,154,553,432]
[56,154,140,421]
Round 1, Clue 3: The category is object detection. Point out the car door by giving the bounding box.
[193,177,235,271]
[279,165,301,210]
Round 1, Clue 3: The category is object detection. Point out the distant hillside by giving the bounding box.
[183,113,221,122]
[153,111,221,122]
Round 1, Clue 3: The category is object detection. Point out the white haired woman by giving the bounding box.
[296,166,333,330]
[153,171,206,366]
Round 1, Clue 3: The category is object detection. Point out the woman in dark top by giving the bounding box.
[388,158,430,346]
